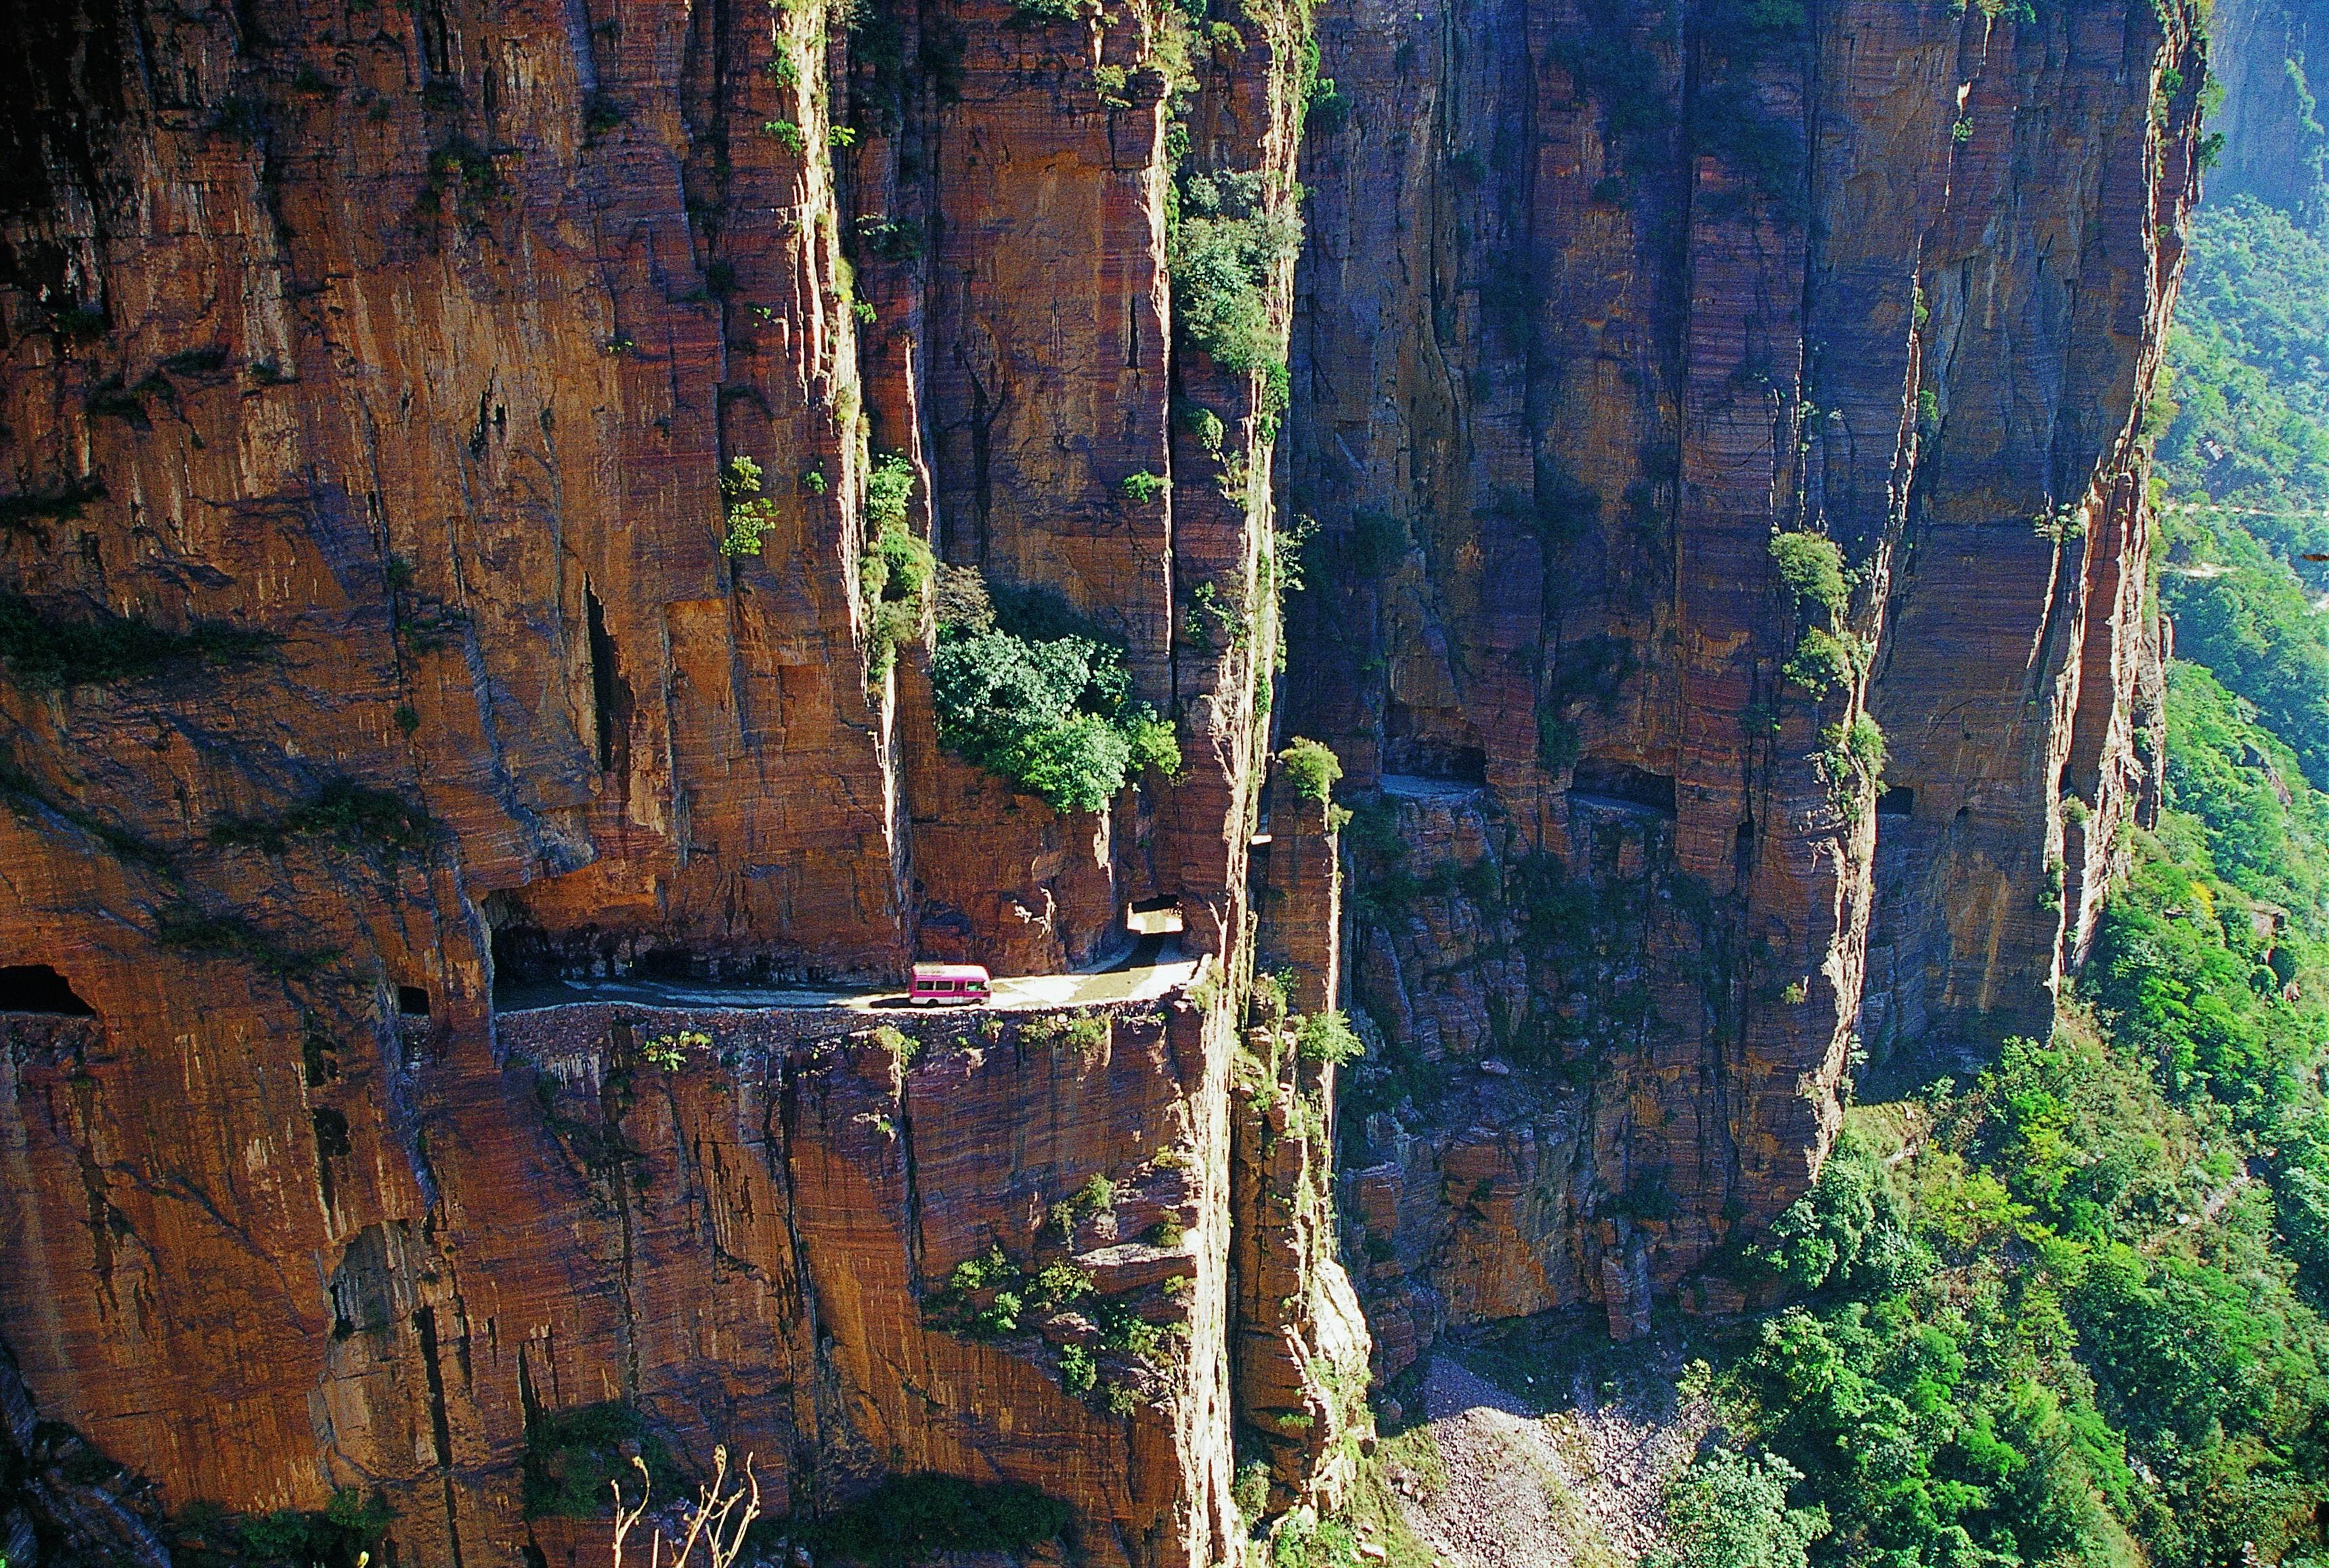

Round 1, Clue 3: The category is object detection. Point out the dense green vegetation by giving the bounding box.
[1675,195,2329,1568]
[521,1401,680,1519]
[1169,167,1301,432]
[1717,970,2328,1568]
[858,452,932,681]
[2154,198,2329,788]
[2158,515,2329,792]
[754,1473,1072,1566]
[2158,199,2329,531]
[168,1488,393,1567]
[927,570,1179,813]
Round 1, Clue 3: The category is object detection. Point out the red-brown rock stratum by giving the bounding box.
[0,0,2202,1560]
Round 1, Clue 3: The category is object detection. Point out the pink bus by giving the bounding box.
[909,962,991,1007]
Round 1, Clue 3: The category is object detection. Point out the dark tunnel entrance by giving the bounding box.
[0,963,96,1016]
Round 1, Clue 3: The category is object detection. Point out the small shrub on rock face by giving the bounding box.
[1125,712,1183,778]
[1768,531,1848,619]
[1122,470,1170,503]
[718,456,779,557]
[864,452,917,532]
[1232,1460,1271,1521]
[933,563,995,632]
[1783,626,1855,694]
[1183,580,1249,651]
[1170,169,1302,378]
[858,455,931,682]
[1814,714,1887,814]
[1276,736,1343,803]
[1035,1260,1093,1305]
[1249,970,1290,1025]
[640,1030,710,1070]
[1294,1009,1365,1066]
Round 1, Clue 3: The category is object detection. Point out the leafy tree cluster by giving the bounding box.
[1646,1447,1829,1568]
[1169,169,1302,387]
[927,572,1178,814]
[858,452,933,682]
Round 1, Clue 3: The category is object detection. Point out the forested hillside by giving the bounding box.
[1696,656,2329,1567]
[1623,89,2329,1568]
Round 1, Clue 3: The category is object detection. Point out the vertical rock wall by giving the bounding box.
[2,996,1253,1566]
[1288,0,2201,1364]
[0,0,1360,1558]
[0,0,2206,1548]
[2201,0,2329,220]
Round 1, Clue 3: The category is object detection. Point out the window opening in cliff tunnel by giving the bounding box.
[397,984,431,1018]
[1127,894,1185,936]
[1570,759,1678,817]
[1877,785,1916,818]
[1382,735,1489,785]
[0,963,95,1016]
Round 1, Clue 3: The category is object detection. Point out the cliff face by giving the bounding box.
[0,0,2198,1556]
[2202,0,2329,220]
[0,0,1368,1558]
[1288,0,2200,1359]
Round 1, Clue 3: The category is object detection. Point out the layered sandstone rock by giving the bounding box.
[1288,0,2202,1359]
[0,0,2202,1551]
[4,992,1248,1565]
[0,0,1356,1556]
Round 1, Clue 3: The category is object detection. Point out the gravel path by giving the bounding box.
[1389,1351,1705,1568]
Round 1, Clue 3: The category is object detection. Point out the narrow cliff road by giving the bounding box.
[495,938,1197,1017]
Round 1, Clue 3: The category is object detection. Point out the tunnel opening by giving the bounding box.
[1127,894,1185,936]
[1877,785,1916,819]
[397,984,432,1018]
[484,891,559,997]
[1569,759,1677,817]
[0,963,95,1016]
[1381,736,1488,785]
